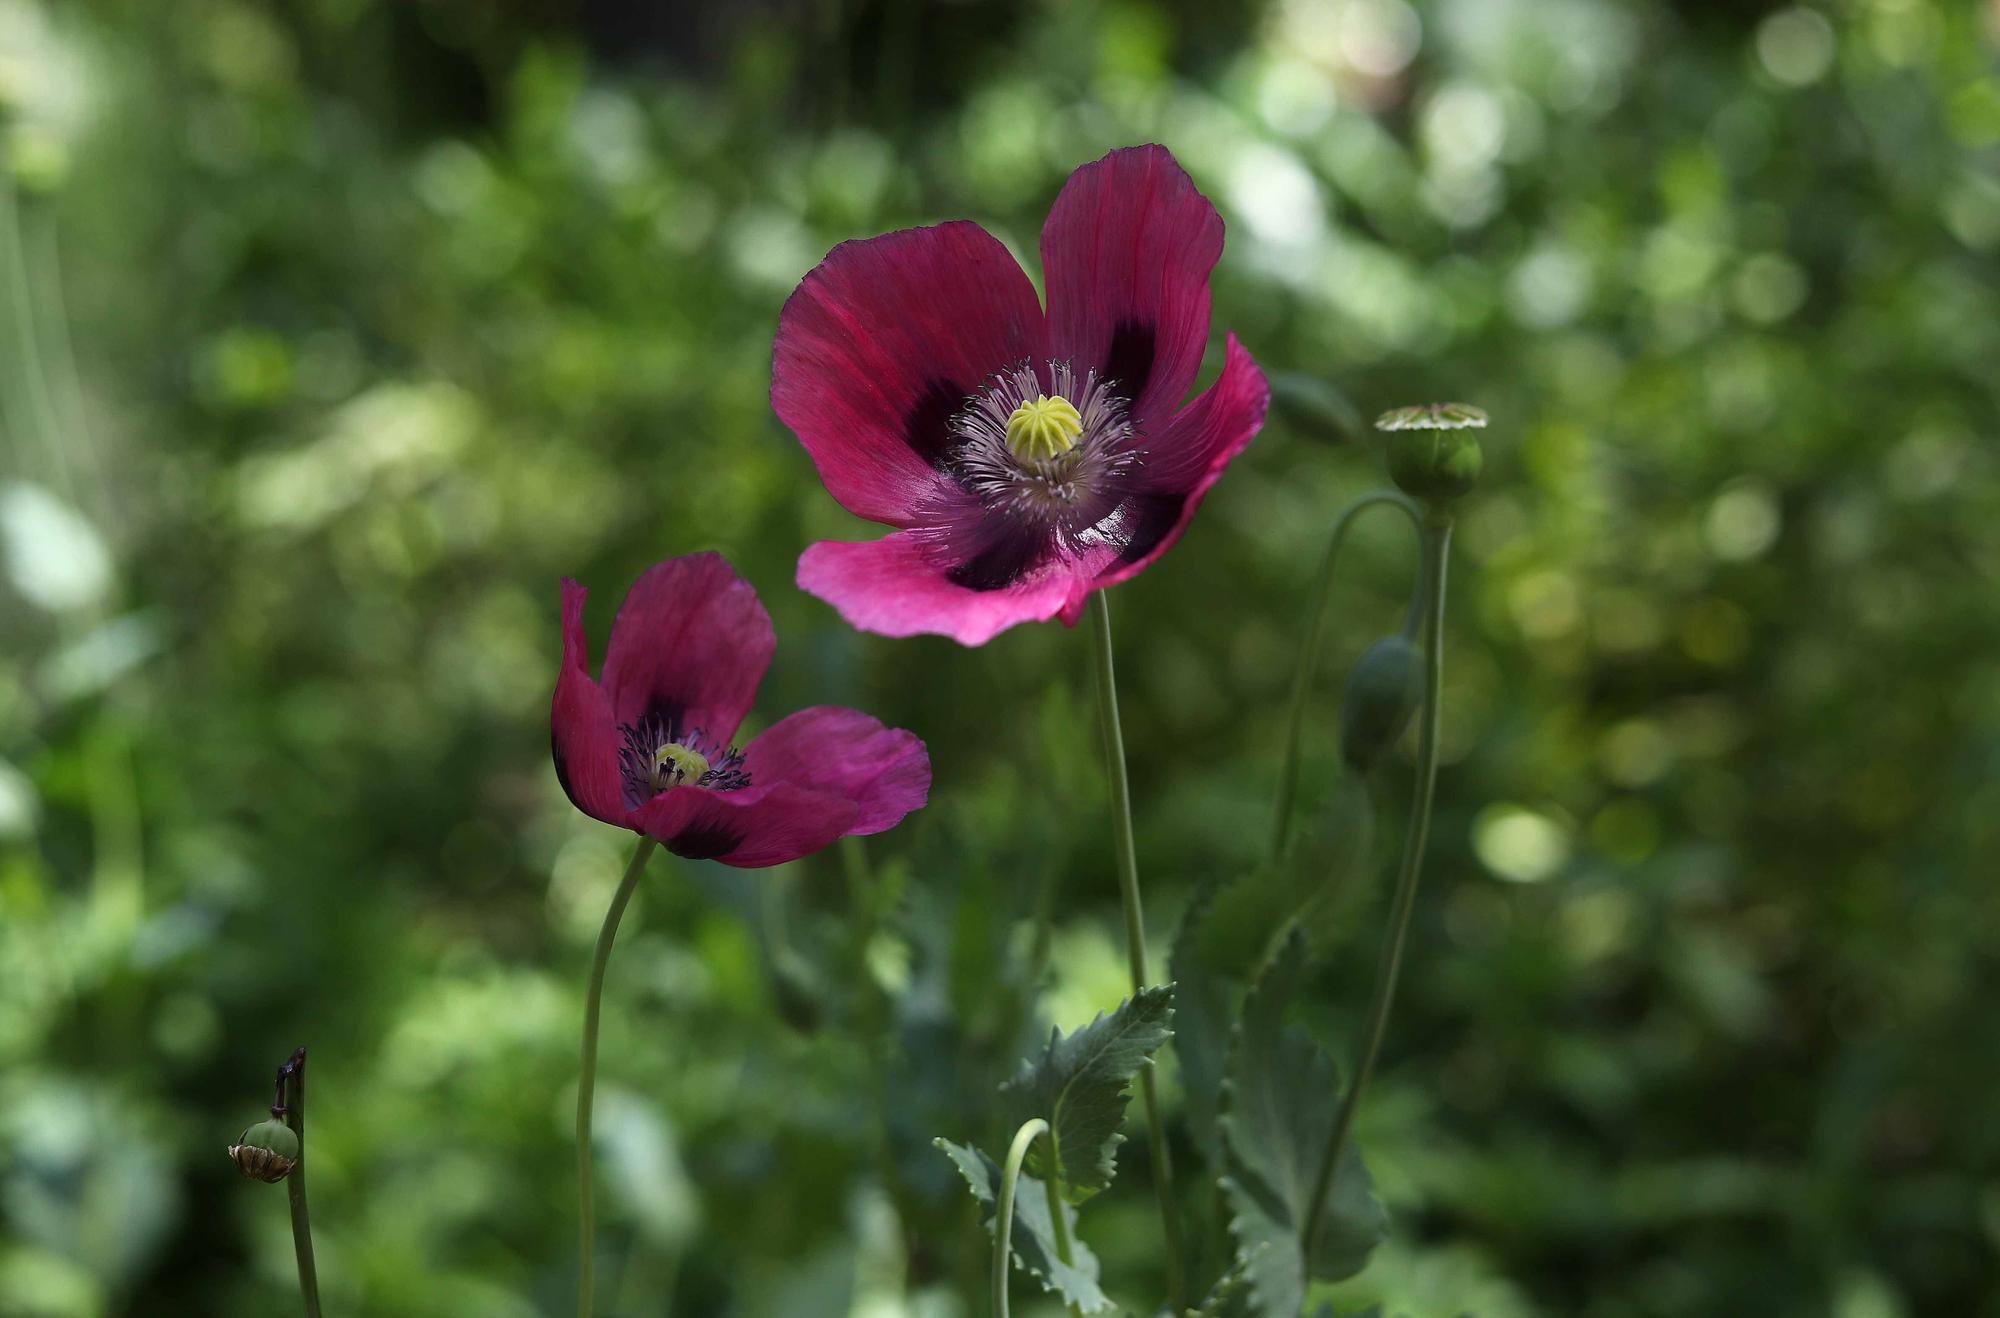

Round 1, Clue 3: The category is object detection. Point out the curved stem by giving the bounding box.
[1270,490,1425,860]
[1083,591,1183,1311]
[994,1118,1051,1318]
[577,837,659,1317]
[281,1050,323,1318]
[1300,514,1452,1256]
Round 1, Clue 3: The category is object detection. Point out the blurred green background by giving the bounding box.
[3,0,1997,1314]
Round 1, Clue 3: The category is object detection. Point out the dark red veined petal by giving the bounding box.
[741,706,930,835]
[1092,333,1269,592]
[631,781,859,868]
[774,221,1048,525]
[551,578,630,826]
[601,553,773,744]
[1041,145,1224,433]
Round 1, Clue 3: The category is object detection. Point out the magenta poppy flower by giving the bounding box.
[551,553,930,866]
[773,144,1269,646]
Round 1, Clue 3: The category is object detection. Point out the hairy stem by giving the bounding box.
[577,837,658,1316]
[1300,515,1452,1255]
[1084,591,1183,1310]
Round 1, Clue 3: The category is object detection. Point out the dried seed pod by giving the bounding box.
[228,1118,300,1184]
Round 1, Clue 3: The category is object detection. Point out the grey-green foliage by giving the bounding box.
[935,1139,1112,1314]
[1221,931,1388,1317]
[1175,777,1377,1163]
[1000,984,1174,1202]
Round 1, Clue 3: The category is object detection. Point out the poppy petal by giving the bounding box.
[1041,145,1225,432]
[601,553,774,743]
[632,782,859,868]
[551,579,630,827]
[742,706,931,835]
[1093,332,1269,591]
[798,532,1084,646]
[774,221,1048,525]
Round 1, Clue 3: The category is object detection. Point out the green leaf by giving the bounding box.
[1176,780,1376,1164]
[999,984,1174,1202]
[1171,881,1250,1163]
[1206,779,1376,979]
[1220,931,1389,1317]
[934,1139,1111,1314]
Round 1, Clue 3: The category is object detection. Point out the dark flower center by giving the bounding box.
[617,713,750,809]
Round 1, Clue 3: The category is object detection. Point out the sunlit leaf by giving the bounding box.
[1221,932,1389,1317]
[1000,984,1174,1202]
[935,1139,1112,1313]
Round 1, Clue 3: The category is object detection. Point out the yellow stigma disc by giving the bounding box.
[653,742,711,787]
[1004,394,1083,464]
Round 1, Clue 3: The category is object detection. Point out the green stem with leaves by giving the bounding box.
[1270,490,1425,860]
[1300,513,1452,1255]
[281,1052,323,1318]
[1083,591,1184,1311]
[577,837,659,1317]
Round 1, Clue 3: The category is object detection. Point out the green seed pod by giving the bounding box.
[1340,637,1424,770]
[228,1117,300,1183]
[1377,402,1486,504]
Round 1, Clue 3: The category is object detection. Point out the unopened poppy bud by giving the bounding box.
[1340,637,1424,770]
[1377,402,1486,504]
[228,1118,300,1183]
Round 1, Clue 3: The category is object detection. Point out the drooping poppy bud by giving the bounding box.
[228,1118,300,1183]
[1340,637,1424,770]
[1376,402,1486,504]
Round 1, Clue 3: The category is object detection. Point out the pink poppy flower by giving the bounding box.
[773,144,1269,646]
[551,553,930,866]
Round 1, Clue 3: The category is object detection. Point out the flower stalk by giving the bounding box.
[576,836,658,1317]
[1299,512,1452,1257]
[1040,1157,1086,1318]
[993,1118,1051,1318]
[1269,490,1423,860]
[1083,591,1184,1311]
[279,1048,323,1318]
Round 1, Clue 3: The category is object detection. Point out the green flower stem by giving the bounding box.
[994,1118,1051,1318]
[577,836,658,1317]
[1040,1157,1086,1318]
[1083,591,1184,1312]
[282,1057,323,1318]
[1299,513,1452,1257]
[1270,490,1425,860]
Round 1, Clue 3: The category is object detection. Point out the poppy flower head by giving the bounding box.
[774,144,1270,646]
[551,553,930,867]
